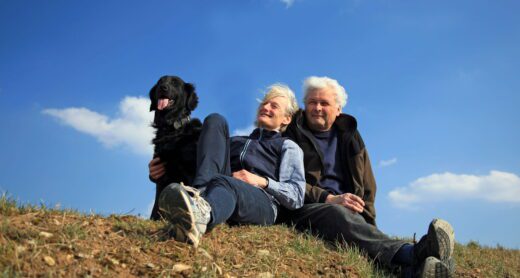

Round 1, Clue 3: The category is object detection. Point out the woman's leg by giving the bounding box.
[192,113,232,187]
[158,174,275,247]
[203,175,276,230]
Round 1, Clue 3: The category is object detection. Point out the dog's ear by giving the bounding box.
[184,83,199,111]
[149,84,158,111]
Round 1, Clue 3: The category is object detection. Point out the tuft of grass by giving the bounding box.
[0,194,19,216]
[466,240,481,249]
[61,223,87,241]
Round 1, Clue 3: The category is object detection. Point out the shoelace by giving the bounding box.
[181,183,212,215]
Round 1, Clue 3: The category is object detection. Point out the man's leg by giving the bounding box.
[203,174,276,230]
[278,203,407,266]
[279,203,455,276]
[192,113,231,188]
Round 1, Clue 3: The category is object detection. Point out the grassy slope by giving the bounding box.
[1,196,519,277]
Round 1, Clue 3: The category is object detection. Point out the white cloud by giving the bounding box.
[43,96,154,156]
[389,170,520,208]
[379,157,397,167]
[281,0,295,8]
[233,124,256,136]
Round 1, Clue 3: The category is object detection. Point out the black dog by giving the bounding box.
[148,75,202,220]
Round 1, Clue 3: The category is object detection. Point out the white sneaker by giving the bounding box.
[158,183,211,248]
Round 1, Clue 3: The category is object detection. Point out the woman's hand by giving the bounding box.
[232,169,268,188]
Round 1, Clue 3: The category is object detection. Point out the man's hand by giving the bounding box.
[326,193,365,213]
[232,169,268,188]
[149,157,166,181]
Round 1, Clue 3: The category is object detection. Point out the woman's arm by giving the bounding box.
[264,140,306,210]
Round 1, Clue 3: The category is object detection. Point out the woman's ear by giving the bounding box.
[282,115,292,126]
[279,116,292,132]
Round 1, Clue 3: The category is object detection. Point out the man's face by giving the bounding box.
[257,96,291,131]
[304,87,341,132]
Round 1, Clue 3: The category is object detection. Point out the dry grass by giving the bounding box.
[454,241,520,277]
[1,194,518,277]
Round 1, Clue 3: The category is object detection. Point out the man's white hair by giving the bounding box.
[303,76,348,109]
[261,83,299,117]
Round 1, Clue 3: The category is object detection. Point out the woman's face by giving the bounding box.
[256,96,292,131]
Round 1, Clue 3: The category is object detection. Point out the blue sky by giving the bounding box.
[1,1,519,248]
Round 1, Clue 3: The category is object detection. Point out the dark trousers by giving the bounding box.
[193,113,275,229]
[277,203,407,266]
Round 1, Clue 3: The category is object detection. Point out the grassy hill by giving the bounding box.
[1,195,519,277]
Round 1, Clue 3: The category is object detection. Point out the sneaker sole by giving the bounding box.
[429,219,455,262]
[419,256,452,278]
[159,183,201,247]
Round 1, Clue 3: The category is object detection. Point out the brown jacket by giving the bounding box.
[283,110,378,225]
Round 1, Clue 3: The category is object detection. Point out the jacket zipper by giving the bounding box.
[240,128,264,170]
[340,130,359,195]
[239,138,252,169]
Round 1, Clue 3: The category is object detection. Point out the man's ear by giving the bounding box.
[149,84,158,111]
[184,83,199,111]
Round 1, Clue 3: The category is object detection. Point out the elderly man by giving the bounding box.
[281,76,455,277]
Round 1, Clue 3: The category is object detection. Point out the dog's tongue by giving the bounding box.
[157,98,169,110]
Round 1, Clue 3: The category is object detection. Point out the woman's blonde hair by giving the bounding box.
[257,83,299,131]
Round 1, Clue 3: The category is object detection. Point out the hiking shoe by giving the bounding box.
[417,256,453,278]
[413,219,455,268]
[158,183,211,248]
[401,256,454,278]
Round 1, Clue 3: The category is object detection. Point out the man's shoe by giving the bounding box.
[158,183,211,248]
[417,256,453,278]
[401,256,454,278]
[414,219,455,263]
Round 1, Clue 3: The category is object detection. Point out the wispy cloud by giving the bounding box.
[457,68,481,83]
[379,157,397,167]
[232,124,256,136]
[280,0,295,8]
[43,96,154,156]
[389,170,520,208]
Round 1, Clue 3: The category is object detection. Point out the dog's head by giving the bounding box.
[149,75,199,117]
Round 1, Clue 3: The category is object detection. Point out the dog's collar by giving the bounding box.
[173,115,191,129]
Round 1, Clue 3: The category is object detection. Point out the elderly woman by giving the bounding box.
[157,84,305,247]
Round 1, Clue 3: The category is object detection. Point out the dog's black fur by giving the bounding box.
[149,75,202,220]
